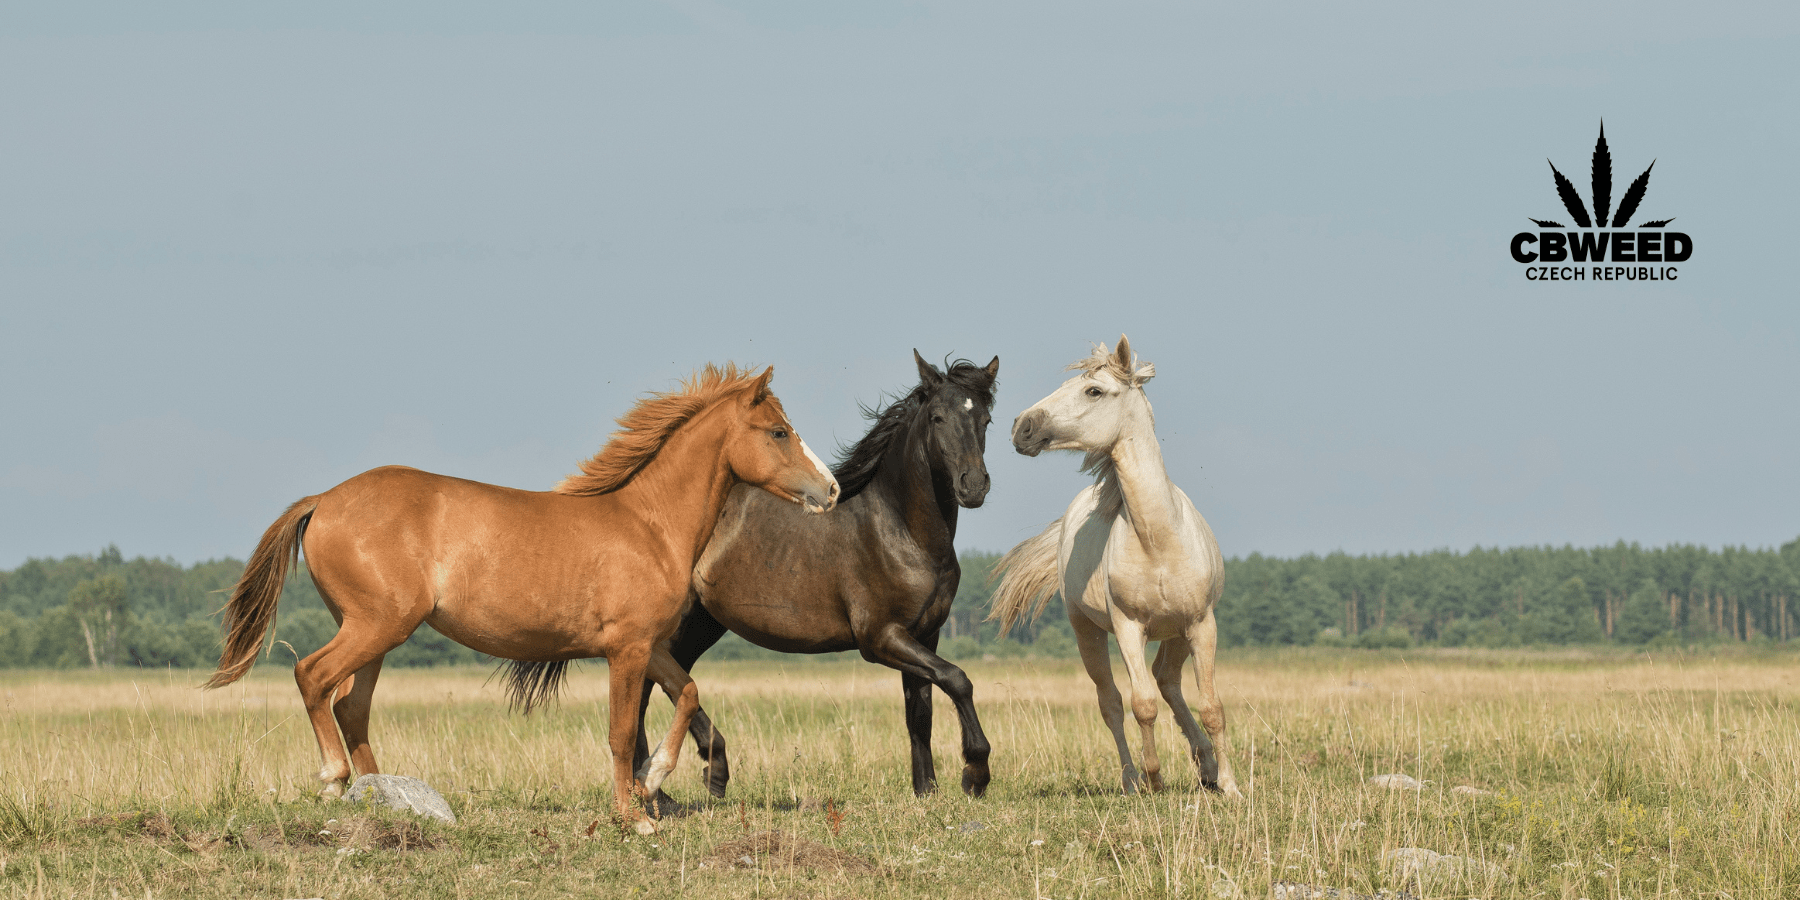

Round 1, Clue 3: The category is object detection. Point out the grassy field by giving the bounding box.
[1,648,1797,899]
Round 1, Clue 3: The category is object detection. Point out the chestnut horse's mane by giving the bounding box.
[554,363,770,497]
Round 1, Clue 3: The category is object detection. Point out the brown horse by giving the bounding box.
[205,365,838,833]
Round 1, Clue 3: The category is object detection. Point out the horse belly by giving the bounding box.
[705,597,857,653]
[426,598,606,661]
[693,556,848,654]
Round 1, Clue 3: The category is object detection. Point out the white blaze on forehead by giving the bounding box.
[962,398,973,411]
[781,413,829,480]
[798,436,835,489]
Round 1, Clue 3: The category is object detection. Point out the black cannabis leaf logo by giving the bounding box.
[1538,122,1667,228]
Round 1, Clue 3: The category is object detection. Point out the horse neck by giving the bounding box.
[1101,392,1184,556]
[609,400,741,563]
[872,413,958,553]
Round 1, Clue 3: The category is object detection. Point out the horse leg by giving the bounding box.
[634,603,731,803]
[901,670,936,795]
[637,647,700,803]
[1071,612,1139,793]
[1111,617,1165,792]
[332,656,388,779]
[860,624,990,797]
[1150,637,1218,791]
[606,641,658,835]
[1187,610,1242,798]
[294,619,412,798]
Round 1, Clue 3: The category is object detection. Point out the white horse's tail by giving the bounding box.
[987,519,1063,636]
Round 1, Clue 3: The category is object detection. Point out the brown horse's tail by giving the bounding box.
[205,496,320,689]
[987,518,1063,637]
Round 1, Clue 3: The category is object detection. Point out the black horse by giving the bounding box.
[636,351,998,800]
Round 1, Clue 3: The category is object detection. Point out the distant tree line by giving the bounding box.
[946,538,1800,655]
[2,538,1797,669]
[0,545,483,670]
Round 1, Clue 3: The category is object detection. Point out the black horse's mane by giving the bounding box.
[831,359,996,502]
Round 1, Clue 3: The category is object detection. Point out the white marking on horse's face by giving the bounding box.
[963,398,974,411]
[796,435,839,512]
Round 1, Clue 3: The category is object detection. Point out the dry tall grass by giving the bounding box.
[1,649,1796,898]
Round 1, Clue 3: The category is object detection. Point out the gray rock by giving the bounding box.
[343,774,456,824]
[1449,785,1494,797]
[1383,847,1504,882]
[1367,773,1424,791]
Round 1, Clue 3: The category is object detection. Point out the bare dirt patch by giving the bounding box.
[76,811,176,841]
[701,830,880,874]
[340,816,444,851]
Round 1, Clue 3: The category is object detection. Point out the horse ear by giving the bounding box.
[982,355,999,382]
[752,365,775,403]
[913,349,943,386]
[1114,335,1153,386]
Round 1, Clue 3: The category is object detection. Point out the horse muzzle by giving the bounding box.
[1011,410,1050,457]
[800,477,840,514]
[955,469,990,508]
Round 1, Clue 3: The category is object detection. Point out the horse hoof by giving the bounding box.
[633,818,657,837]
[647,791,684,818]
[705,764,729,799]
[319,783,345,800]
[961,767,990,799]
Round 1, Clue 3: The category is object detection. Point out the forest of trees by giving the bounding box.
[2,538,1797,670]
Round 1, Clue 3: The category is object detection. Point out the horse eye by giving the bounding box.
[1085,386,1103,398]
[771,428,788,439]
[932,415,944,424]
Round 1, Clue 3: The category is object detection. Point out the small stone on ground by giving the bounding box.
[1450,785,1494,797]
[1367,773,1424,791]
[343,774,457,824]
[1383,847,1505,882]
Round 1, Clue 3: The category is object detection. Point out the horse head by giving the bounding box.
[726,367,839,513]
[1012,334,1155,459]
[912,351,999,508]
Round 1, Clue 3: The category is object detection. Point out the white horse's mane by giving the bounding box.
[1067,342,1156,385]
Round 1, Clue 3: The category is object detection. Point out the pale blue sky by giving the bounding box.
[2,1,1796,568]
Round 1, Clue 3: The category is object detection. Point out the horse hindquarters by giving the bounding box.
[201,494,417,797]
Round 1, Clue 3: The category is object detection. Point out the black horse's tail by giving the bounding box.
[495,660,570,714]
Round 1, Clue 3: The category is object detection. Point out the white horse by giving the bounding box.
[990,336,1240,797]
